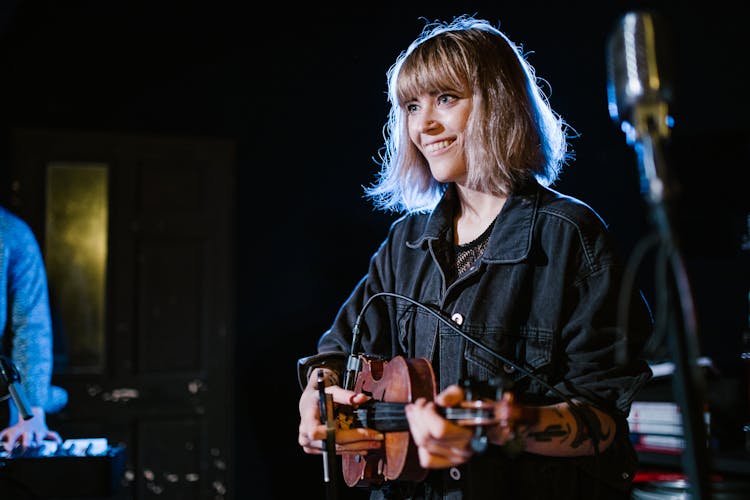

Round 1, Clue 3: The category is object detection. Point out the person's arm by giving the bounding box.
[7,217,54,410]
[1,215,61,450]
[492,399,616,457]
[404,385,617,469]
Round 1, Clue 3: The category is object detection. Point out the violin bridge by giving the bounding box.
[338,411,354,430]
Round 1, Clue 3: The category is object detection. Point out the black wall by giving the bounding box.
[1,1,748,498]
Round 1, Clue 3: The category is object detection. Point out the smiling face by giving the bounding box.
[405,90,473,184]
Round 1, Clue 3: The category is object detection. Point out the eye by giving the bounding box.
[437,94,458,106]
[405,102,420,114]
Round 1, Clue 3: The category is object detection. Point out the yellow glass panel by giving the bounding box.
[45,162,108,372]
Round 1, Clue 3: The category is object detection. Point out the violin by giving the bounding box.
[335,355,526,488]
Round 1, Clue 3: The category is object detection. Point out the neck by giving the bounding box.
[453,188,506,245]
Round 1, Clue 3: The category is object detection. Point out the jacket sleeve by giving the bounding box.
[555,232,654,416]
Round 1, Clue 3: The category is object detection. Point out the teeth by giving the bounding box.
[424,139,453,153]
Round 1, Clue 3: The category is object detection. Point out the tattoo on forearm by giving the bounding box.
[528,424,570,442]
[570,405,610,449]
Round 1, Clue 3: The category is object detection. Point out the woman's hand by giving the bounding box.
[404,384,475,469]
[0,406,62,452]
[297,370,383,456]
[484,389,527,447]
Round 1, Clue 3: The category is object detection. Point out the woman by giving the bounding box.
[297,15,652,499]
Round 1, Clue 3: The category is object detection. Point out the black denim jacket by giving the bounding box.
[303,179,653,499]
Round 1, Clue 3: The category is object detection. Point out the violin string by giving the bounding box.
[353,404,495,424]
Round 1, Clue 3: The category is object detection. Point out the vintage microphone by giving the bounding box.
[606,10,712,499]
[0,355,34,421]
[606,8,674,207]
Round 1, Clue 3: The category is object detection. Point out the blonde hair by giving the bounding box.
[365,15,573,213]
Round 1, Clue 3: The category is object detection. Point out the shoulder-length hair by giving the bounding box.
[364,15,574,214]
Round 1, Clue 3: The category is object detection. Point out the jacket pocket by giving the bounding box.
[396,307,415,356]
[396,305,438,359]
[464,326,554,392]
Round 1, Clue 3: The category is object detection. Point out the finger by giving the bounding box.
[435,384,466,407]
[301,425,380,446]
[317,427,384,447]
[326,385,370,406]
[412,428,473,468]
[417,444,469,468]
[407,400,470,443]
[301,435,383,457]
[301,439,324,455]
[420,437,473,459]
[0,434,14,452]
[299,423,329,442]
[300,422,384,454]
[406,401,475,468]
[335,438,384,454]
[404,399,431,445]
[336,427,385,448]
[44,431,62,444]
[19,432,33,448]
[299,425,328,452]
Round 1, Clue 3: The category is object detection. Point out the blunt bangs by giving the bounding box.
[395,36,473,106]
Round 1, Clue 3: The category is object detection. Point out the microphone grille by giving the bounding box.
[606,10,673,124]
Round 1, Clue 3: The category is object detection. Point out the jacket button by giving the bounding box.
[451,313,464,325]
[449,466,461,480]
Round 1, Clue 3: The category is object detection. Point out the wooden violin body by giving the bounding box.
[339,355,522,489]
[342,356,436,487]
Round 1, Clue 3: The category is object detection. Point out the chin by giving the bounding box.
[428,162,466,183]
[430,173,464,184]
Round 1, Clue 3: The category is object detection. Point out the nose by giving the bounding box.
[421,120,437,132]
[418,111,438,133]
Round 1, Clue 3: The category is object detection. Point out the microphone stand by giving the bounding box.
[634,129,712,500]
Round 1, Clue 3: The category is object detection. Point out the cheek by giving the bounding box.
[407,121,420,146]
[451,111,471,134]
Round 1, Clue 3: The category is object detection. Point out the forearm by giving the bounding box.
[512,402,616,457]
[11,313,53,408]
[9,241,54,408]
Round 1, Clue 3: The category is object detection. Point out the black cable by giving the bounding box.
[351,291,608,497]
[616,231,660,364]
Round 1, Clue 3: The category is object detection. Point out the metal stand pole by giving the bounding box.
[637,136,712,499]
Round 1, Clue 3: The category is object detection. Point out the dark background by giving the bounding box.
[1,0,748,498]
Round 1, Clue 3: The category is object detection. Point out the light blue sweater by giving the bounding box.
[0,205,65,414]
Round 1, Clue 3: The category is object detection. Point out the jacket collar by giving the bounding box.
[406,180,539,263]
